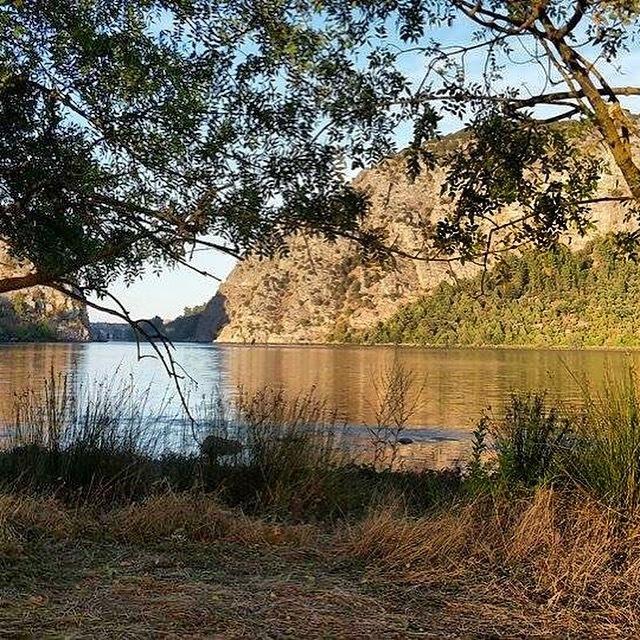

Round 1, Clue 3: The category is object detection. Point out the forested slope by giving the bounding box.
[359,238,640,348]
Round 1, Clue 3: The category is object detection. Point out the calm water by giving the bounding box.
[0,342,638,467]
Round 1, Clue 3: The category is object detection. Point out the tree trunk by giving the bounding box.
[554,39,640,204]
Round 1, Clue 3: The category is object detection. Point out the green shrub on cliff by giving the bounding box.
[0,298,58,342]
[359,237,640,348]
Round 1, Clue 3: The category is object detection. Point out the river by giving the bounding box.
[0,342,637,467]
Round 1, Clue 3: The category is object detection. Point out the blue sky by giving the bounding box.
[88,16,640,322]
[89,249,238,323]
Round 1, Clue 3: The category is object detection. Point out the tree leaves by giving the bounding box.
[1,0,638,298]
[0,0,402,292]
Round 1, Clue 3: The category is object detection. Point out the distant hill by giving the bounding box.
[0,246,91,342]
[185,123,638,345]
[91,297,228,343]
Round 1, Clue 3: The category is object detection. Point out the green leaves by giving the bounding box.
[434,110,602,260]
[0,0,406,294]
[0,0,637,303]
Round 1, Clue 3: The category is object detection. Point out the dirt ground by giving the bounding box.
[0,535,615,640]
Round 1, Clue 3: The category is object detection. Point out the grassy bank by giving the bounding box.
[3,371,640,637]
[356,237,640,348]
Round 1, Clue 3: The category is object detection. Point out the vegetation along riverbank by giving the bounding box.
[2,370,640,637]
[355,238,640,348]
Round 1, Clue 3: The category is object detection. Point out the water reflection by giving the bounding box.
[0,342,638,467]
[0,343,82,419]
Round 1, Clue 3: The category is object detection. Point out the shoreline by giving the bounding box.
[213,339,640,353]
[5,338,640,354]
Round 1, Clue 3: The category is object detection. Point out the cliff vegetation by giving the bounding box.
[0,249,90,342]
[357,238,640,348]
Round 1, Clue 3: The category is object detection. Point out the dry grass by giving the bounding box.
[0,529,590,638]
[6,374,640,637]
[0,491,317,555]
[0,494,94,557]
[108,492,316,547]
[2,491,639,637]
[342,487,640,635]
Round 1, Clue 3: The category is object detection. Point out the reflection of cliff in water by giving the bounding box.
[222,344,640,468]
[0,343,82,422]
[2,342,640,470]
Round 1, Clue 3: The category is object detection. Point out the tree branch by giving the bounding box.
[0,272,52,294]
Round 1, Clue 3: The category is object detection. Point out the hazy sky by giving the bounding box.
[88,18,640,323]
[88,251,237,323]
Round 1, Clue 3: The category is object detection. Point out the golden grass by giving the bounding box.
[0,494,94,557]
[3,489,639,637]
[342,488,640,633]
[0,491,316,559]
[108,492,316,547]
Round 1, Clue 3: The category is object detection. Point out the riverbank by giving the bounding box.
[219,339,640,352]
[0,492,623,639]
[3,373,640,637]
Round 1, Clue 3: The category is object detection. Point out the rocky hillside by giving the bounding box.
[0,248,91,342]
[187,125,636,345]
[362,238,640,347]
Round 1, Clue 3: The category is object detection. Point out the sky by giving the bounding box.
[89,249,237,322]
[87,14,640,323]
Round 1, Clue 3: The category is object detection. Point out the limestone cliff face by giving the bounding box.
[209,129,636,344]
[214,159,472,343]
[192,294,229,342]
[0,248,91,342]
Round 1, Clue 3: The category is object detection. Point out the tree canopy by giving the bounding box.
[1,0,640,308]
[0,0,396,302]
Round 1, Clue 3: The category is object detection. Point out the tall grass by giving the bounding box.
[7,363,640,521]
[211,387,355,519]
[471,366,640,513]
[199,383,460,518]
[0,369,459,517]
[343,487,640,632]
[565,367,640,512]
[0,373,179,502]
[490,392,570,489]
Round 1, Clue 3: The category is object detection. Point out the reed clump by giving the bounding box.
[0,371,458,517]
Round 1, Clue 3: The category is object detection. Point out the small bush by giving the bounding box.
[491,393,570,488]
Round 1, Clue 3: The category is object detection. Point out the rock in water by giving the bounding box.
[200,435,243,458]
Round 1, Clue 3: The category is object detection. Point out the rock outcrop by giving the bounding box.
[206,127,636,344]
[91,300,228,344]
[191,294,229,343]
[0,248,91,342]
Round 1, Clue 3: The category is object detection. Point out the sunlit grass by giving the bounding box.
[5,366,640,632]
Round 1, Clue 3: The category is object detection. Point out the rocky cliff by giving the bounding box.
[0,248,91,342]
[195,126,636,344]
